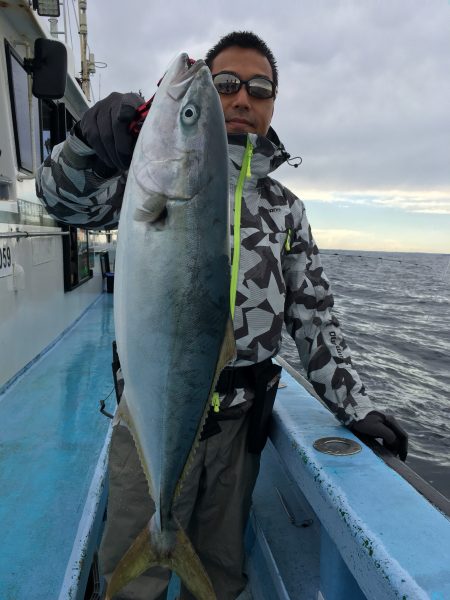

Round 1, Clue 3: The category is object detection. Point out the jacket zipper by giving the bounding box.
[212,137,253,414]
[230,137,253,318]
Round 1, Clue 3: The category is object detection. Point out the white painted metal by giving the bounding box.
[0,240,14,277]
[0,1,103,390]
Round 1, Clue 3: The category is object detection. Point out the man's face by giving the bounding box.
[210,46,275,137]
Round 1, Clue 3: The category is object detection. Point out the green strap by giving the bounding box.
[230,137,253,318]
[284,228,292,252]
[211,392,220,413]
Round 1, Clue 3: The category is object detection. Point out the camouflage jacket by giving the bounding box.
[36,128,373,424]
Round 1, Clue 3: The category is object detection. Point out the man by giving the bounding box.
[36,31,408,600]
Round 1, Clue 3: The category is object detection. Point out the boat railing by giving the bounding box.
[275,355,450,519]
[267,356,450,600]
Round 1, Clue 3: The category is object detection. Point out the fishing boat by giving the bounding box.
[1,2,449,599]
[0,1,108,597]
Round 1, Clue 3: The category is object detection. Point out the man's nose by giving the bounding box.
[231,85,251,109]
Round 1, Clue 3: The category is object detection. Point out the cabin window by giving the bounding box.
[77,228,90,281]
[41,100,59,159]
[62,226,93,291]
[65,109,76,132]
[5,42,42,172]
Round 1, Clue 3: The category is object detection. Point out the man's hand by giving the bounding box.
[350,411,408,461]
[78,92,144,171]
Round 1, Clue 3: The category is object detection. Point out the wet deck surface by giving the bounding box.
[0,294,116,600]
[3,292,450,600]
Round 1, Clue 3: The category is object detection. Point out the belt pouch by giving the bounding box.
[247,361,282,454]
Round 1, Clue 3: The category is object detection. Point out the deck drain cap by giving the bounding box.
[313,437,362,456]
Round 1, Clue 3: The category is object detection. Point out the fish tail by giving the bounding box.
[105,519,216,600]
[170,525,216,599]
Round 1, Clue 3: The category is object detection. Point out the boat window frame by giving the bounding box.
[4,40,43,173]
[41,98,60,160]
[65,108,76,133]
[62,225,93,292]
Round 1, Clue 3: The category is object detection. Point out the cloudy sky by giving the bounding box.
[61,1,449,253]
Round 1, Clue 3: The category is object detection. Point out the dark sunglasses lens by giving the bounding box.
[213,73,241,94]
[248,78,274,98]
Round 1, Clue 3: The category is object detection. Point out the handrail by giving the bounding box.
[0,231,69,239]
[275,355,450,518]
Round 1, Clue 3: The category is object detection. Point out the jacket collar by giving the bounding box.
[227,127,290,178]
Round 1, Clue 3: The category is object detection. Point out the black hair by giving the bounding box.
[205,31,278,90]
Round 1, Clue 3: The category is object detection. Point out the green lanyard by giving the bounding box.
[229,137,253,318]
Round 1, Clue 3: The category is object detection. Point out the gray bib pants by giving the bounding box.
[99,401,260,600]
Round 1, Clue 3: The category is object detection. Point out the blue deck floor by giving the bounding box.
[2,293,450,600]
[0,294,116,600]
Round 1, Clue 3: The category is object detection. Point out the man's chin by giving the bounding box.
[226,122,256,135]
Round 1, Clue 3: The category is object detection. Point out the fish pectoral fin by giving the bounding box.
[134,193,168,223]
[105,520,216,600]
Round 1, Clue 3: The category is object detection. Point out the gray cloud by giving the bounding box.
[81,1,449,203]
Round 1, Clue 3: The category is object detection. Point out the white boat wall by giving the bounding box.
[0,0,103,391]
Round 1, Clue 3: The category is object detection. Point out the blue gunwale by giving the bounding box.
[260,367,450,599]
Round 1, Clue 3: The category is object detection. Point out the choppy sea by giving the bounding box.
[280,250,450,500]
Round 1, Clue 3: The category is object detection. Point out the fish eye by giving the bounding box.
[181,104,199,125]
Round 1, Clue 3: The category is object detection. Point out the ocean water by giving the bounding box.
[280,250,450,500]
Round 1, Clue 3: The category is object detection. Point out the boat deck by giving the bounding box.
[1,294,450,600]
[0,294,115,600]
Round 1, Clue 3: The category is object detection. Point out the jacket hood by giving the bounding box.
[227,127,291,178]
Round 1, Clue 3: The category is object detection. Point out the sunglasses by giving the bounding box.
[212,72,276,99]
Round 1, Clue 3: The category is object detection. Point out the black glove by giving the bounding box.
[78,92,144,171]
[350,411,408,461]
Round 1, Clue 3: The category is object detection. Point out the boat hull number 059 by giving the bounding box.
[0,242,13,278]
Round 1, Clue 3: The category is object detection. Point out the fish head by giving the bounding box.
[132,54,227,206]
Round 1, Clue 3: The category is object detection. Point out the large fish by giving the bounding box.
[108,54,234,599]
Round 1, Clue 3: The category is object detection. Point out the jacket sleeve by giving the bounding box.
[35,128,126,230]
[282,198,373,425]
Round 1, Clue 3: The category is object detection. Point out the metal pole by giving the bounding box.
[0,232,70,239]
[78,0,90,100]
[62,0,68,45]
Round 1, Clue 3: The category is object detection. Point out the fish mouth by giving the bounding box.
[167,58,208,101]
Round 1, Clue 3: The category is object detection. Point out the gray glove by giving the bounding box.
[77,92,144,171]
[350,411,408,461]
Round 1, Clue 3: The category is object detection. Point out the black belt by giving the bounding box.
[215,358,272,395]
